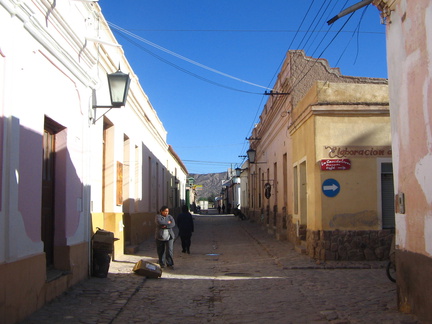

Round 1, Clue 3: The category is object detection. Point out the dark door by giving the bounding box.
[381,163,395,229]
[41,128,55,266]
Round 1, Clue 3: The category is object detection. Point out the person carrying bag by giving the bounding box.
[155,206,176,269]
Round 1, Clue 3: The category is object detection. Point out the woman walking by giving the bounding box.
[155,206,176,269]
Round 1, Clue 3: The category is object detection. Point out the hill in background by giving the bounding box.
[189,172,228,200]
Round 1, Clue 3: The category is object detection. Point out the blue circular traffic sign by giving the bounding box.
[322,178,340,197]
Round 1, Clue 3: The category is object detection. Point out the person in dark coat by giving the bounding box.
[177,205,194,254]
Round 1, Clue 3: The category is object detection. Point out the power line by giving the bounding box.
[183,160,237,165]
[335,5,370,67]
[287,12,356,96]
[114,31,263,95]
[242,0,366,162]
[304,0,339,54]
[241,0,319,162]
[175,143,244,149]
[111,28,383,35]
[108,22,274,92]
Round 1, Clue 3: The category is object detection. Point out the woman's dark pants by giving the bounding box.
[156,239,174,267]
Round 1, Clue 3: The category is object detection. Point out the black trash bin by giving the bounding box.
[92,250,111,278]
[92,228,115,278]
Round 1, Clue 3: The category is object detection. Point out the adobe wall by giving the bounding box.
[306,229,393,261]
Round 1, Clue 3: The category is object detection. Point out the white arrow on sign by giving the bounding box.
[323,184,339,191]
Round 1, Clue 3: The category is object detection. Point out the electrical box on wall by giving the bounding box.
[395,192,405,214]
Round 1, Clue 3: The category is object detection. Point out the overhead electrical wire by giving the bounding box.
[106,22,269,169]
[108,22,274,93]
[287,12,356,99]
[239,0,319,164]
[105,2,379,170]
[269,0,364,98]
[276,0,338,90]
[296,0,329,50]
[114,31,264,94]
[241,0,370,164]
[267,0,318,90]
[116,28,383,35]
[291,1,373,93]
[304,1,339,54]
[183,160,237,165]
[335,4,370,66]
[286,2,342,92]
[287,0,342,89]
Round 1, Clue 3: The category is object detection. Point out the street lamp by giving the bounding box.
[92,68,131,122]
[235,167,248,177]
[107,69,131,107]
[247,148,256,163]
[247,148,267,164]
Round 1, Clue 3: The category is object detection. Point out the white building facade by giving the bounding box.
[0,1,186,323]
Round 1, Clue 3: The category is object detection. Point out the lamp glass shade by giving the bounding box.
[247,148,256,163]
[107,70,131,107]
[235,167,242,177]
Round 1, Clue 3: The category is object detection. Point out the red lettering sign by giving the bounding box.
[320,159,351,171]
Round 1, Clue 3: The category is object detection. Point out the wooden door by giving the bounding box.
[41,128,55,266]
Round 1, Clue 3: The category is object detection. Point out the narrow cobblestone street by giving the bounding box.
[21,211,420,324]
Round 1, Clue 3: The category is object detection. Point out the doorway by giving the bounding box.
[381,162,395,229]
[299,161,307,227]
[41,117,64,267]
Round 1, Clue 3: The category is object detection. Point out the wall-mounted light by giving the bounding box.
[247,148,266,164]
[235,167,249,177]
[247,149,256,163]
[235,167,242,177]
[92,68,131,123]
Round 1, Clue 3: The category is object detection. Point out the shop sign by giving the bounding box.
[323,146,392,158]
[320,159,351,171]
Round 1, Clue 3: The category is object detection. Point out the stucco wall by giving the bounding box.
[0,1,187,322]
[316,115,391,231]
[375,0,432,320]
[289,82,390,233]
[384,0,432,259]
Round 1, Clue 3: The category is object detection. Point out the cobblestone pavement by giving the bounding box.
[21,212,421,324]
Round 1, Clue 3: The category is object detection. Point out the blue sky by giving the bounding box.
[100,0,387,174]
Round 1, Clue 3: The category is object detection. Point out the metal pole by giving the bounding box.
[327,0,373,25]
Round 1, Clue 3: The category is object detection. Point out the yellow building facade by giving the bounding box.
[291,81,392,260]
[246,51,391,261]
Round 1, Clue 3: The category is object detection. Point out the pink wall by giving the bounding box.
[381,0,432,319]
[19,125,43,242]
[385,0,432,256]
[18,125,83,243]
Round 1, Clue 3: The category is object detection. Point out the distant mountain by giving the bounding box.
[189,172,229,199]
